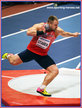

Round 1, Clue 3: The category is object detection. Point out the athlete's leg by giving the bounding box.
[2,49,34,66]
[37,64,58,96]
[35,55,59,96]
[2,53,23,65]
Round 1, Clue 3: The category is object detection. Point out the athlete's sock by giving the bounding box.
[7,54,10,58]
[7,54,14,59]
[40,85,46,90]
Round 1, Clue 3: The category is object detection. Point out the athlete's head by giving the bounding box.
[47,16,59,31]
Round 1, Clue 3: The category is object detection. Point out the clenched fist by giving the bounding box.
[73,32,80,37]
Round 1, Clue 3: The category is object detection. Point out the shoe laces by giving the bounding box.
[42,89,50,94]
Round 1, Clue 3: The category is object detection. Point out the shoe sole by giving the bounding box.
[37,91,51,97]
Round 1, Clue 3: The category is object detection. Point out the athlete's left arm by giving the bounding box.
[57,27,80,37]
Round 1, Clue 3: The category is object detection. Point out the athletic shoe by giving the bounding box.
[2,53,8,59]
[36,87,51,97]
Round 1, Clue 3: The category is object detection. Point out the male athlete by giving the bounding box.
[2,16,79,96]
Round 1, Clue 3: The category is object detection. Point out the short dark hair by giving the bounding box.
[48,16,58,23]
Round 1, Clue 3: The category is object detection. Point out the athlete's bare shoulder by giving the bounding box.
[31,22,44,31]
[39,22,44,25]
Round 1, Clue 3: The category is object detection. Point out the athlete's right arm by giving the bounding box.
[27,23,45,37]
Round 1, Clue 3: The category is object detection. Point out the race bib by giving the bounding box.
[36,37,50,49]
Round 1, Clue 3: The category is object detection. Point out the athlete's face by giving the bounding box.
[49,20,59,31]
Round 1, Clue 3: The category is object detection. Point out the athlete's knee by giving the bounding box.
[54,66,59,75]
[9,59,18,65]
[8,55,20,66]
[47,64,59,75]
[51,67,59,76]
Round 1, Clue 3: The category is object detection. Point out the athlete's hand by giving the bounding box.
[73,32,80,37]
[38,25,46,33]
[37,23,50,33]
